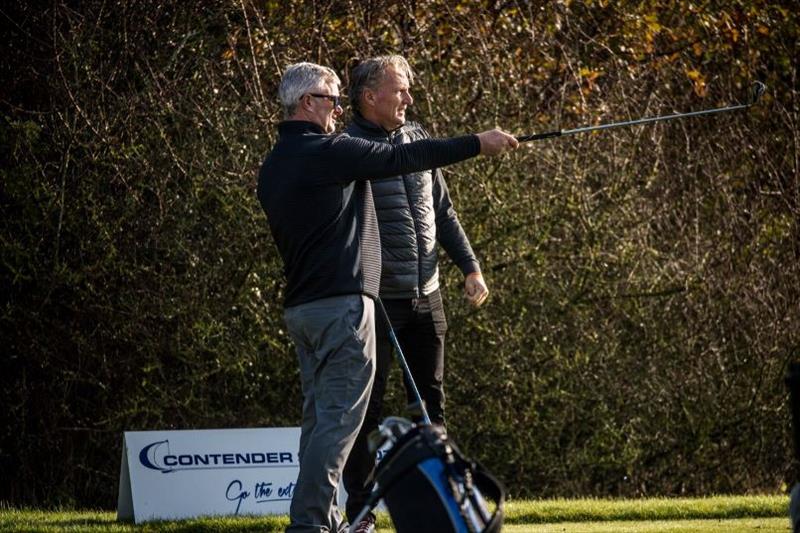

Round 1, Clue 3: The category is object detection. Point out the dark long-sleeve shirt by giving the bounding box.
[257,120,480,307]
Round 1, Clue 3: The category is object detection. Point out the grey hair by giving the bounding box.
[348,55,414,114]
[279,62,341,118]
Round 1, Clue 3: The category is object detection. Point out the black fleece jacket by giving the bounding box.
[257,120,480,308]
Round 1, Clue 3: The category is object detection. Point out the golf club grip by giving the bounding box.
[516,130,562,142]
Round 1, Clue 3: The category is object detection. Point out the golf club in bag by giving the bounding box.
[348,299,506,533]
[516,81,765,143]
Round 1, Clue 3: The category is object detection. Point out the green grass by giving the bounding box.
[504,494,785,523]
[500,518,788,532]
[0,495,788,532]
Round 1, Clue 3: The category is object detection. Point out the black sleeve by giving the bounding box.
[321,133,480,182]
[433,168,481,275]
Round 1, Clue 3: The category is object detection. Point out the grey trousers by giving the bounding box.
[284,294,376,533]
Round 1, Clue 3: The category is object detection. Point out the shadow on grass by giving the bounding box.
[134,516,287,532]
[44,518,119,527]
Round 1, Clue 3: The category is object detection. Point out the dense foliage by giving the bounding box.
[2,0,798,507]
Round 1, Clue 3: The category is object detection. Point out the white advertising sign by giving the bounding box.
[117,427,301,523]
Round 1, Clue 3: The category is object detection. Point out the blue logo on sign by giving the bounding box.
[139,440,173,473]
[137,440,296,474]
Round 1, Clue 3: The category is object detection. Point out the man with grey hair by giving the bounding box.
[342,55,490,532]
[257,61,517,533]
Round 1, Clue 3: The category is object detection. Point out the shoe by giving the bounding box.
[351,513,376,533]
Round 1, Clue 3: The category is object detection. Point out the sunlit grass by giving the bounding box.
[497,517,788,532]
[0,495,787,532]
[504,494,786,523]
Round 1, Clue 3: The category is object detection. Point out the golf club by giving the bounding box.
[375,298,432,426]
[516,81,766,143]
[347,299,434,533]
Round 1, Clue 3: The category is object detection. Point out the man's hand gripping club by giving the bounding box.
[477,128,519,155]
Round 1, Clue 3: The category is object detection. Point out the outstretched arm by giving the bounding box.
[323,128,518,182]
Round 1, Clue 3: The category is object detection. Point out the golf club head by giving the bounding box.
[368,427,391,455]
[380,416,414,439]
[750,81,766,105]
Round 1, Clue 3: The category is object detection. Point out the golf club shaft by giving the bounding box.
[517,82,764,143]
[376,298,432,426]
[345,301,434,533]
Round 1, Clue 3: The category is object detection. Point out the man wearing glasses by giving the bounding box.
[341,55,490,532]
[257,62,517,533]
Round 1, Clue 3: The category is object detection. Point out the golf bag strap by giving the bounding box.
[473,462,506,533]
[358,429,446,521]
[349,440,420,526]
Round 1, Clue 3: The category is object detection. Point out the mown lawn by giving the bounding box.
[0,495,788,532]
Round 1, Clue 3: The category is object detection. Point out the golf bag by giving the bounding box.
[346,299,505,533]
[369,419,505,533]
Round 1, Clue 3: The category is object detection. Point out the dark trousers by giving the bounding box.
[343,289,447,520]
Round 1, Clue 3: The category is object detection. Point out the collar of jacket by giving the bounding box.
[350,112,404,141]
[277,120,326,136]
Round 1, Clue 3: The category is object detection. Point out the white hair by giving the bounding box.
[279,62,341,118]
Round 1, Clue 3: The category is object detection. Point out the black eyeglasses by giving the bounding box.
[308,93,342,108]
